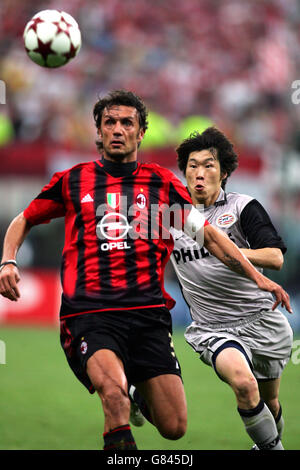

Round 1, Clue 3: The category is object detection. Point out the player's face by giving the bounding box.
[185,150,226,207]
[98,105,144,162]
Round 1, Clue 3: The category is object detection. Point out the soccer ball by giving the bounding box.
[23,10,81,68]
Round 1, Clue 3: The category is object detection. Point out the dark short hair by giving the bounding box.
[176,127,238,189]
[93,90,149,152]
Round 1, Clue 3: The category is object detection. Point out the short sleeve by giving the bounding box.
[240,199,287,253]
[23,171,66,225]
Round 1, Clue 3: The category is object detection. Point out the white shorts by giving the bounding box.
[184,309,293,380]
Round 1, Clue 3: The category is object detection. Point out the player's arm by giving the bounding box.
[202,223,292,314]
[239,199,286,271]
[0,212,32,301]
[239,247,283,270]
[0,170,66,302]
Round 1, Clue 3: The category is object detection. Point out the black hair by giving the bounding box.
[93,90,149,153]
[176,126,238,189]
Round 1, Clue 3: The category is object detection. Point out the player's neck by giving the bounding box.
[101,157,138,177]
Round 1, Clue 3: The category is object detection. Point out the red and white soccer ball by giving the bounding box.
[23,10,81,68]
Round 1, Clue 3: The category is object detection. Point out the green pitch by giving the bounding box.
[0,327,299,450]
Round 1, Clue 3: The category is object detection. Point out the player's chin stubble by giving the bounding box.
[105,149,132,161]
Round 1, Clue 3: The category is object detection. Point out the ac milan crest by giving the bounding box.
[136,193,146,209]
[80,340,88,355]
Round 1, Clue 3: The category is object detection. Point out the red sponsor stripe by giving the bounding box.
[105,175,127,290]
[153,178,168,289]
[160,237,176,311]
[133,239,152,288]
[132,172,152,288]
[155,178,173,304]
[60,303,166,320]
[79,164,100,294]
[62,171,78,297]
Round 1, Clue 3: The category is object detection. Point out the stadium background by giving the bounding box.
[0,0,299,450]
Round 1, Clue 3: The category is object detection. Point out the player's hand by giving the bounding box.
[0,265,21,301]
[256,276,292,314]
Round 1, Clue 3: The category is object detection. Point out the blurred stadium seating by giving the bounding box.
[0,0,299,329]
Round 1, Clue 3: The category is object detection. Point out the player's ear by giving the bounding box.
[97,128,103,139]
[137,128,145,144]
[221,171,227,182]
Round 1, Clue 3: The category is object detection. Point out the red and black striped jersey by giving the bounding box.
[23,159,208,319]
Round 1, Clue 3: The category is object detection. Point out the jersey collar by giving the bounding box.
[97,158,139,177]
[214,188,227,207]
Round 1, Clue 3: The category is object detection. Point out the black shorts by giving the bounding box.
[60,307,182,393]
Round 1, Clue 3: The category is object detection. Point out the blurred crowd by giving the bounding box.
[0,0,300,296]
[1,0,300,152]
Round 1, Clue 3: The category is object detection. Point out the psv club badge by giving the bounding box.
[216,212,236,228]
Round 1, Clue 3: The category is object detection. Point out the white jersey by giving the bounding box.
[170,189,283,325]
